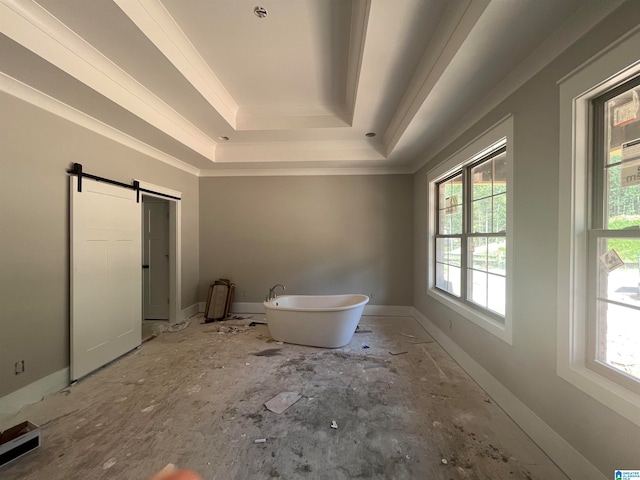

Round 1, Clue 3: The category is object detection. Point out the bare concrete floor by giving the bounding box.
[1,315,569,480]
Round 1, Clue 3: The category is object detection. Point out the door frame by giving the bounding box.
[142,195,170,320]
[136,179,182,324]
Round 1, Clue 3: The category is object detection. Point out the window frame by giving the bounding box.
[557,26,640,427]
[427,115,514,345]
[587,76,640,395]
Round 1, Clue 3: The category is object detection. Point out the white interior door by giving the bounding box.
[143,197,169,319]
[70,176,142,381]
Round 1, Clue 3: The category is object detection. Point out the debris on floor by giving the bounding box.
[355,326,372,333]
[228,314,253,320]
[254,438,267,444]
[253,348,282,357]
[330,420,338,429]
[249,320,268,326]
[362,344,370,349]
[389,349,409,355]
[400,332,416,338]
[211,325,251,335]
[167,320,190,333]
[264,392,302,414]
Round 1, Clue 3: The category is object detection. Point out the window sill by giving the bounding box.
[427,287,512,345]
[557,360,640,427]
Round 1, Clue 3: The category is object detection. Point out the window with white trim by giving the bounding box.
[434,146,507,315]
[557,27,640,427]
[589,75,640,391]
[427,116,513,344]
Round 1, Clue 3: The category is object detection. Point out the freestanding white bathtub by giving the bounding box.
[263,294,369,348]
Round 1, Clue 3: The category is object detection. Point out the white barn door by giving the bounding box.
[70,176,142,381]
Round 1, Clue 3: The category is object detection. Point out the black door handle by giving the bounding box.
[142,265,150,269]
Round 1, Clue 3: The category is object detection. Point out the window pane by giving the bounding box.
[439,208,462,235]
[603,84,640,227]
[597,238,640,310]
[604,86,640,167]
[492,193,507,232]
[488,237,507,275]
[470,237,487,271]
[436,263,461,297]
[471,197,492,233]
[472,161,492,200]
[493,152,507,195]
[436,238,461,267]
[487,274,506,315]
[468,270,487,308]
[596,300,640,382]
[438,175,463,234]
[605,163,640,226]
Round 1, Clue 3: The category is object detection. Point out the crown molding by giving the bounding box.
[409,0,627,174]
[0,72,201,177]
[344,0,371,123]
[199,166,412,177]
[235,104,351,131]
[0,0,217,161]
[382,0,490,155]
[114,0,238,129]
[216,139,385,164]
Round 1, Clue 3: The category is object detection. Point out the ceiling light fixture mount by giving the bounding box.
[365,132,376,138]
[254,6,268,18]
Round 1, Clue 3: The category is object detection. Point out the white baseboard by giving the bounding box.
[0,368,69,423]
[181,302,201,321]
[364,305,412,316]
[411,307,605,480]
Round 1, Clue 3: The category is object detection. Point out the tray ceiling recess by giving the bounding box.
[0,0,622,175]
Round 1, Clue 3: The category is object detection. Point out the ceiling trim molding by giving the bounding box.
[0,72,201,177]
[344,0,371,124]
[382,0,490,155]
[408,0,628,174]
[236,105,351,131]
[199,166,411,177]
[217,140,385,163]
[114,0,239,129]
[0,0,217,161]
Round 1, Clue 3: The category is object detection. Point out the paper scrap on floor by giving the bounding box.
[264,392,302,414]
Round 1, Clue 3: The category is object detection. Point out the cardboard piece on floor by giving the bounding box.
[265,392,302,414]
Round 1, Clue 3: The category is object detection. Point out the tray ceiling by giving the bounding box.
[0,0,620,175]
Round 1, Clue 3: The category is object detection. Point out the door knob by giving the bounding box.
[142,265,150,269]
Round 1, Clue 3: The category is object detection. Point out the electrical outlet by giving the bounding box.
[15,360,24,375]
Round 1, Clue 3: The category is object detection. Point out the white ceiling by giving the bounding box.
[0,0,623,176]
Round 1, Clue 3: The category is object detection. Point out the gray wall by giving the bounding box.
[412,2,640,475]
[0,93,200,398]
[199,175,413,305]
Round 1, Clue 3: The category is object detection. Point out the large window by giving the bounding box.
[557,27,640,427]
[589,76,640,391]
[428,116,513,343]
[434,147,507,316]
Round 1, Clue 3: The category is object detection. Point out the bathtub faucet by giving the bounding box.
[267,284,286,301]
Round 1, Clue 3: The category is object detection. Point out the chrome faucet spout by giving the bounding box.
[267,284,286,301]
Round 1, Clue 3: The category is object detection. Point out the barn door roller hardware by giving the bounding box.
[66,163,181,202]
